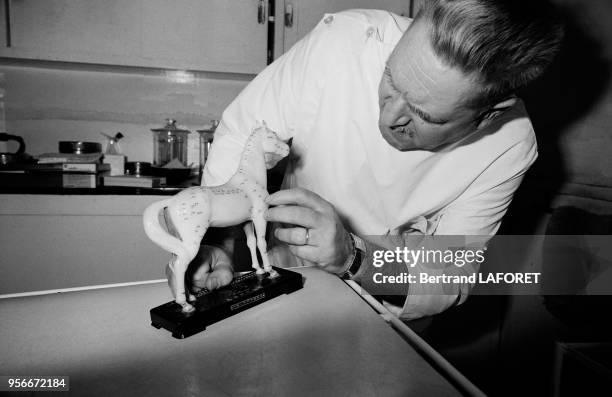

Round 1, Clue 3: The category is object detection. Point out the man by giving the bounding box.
[186,0,563,319]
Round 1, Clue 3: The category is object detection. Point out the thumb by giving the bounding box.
[207,262,234,290]
[191,256,212,289]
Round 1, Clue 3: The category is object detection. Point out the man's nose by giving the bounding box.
[381,96,411,127]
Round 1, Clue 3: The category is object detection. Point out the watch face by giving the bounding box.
[352,234,366,252]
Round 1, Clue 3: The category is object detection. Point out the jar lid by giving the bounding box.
[196,119,219,134]
[151,118,191,134]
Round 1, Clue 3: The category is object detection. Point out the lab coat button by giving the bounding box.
[324,15,334,24]
[366,27,375,37]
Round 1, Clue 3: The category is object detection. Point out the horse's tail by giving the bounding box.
[142,198,190,260]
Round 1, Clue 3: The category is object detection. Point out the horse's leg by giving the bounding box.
[166,255,195,312]
[185,220,211,303]
[243,222,264,274]
[165,189,211,312]
[251,210,279,278]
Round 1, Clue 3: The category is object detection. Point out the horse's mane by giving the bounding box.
[237,123,266,175]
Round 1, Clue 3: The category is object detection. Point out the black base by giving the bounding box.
[150,267,304,339]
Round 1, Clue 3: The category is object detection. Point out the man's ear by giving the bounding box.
[476,97,518,129]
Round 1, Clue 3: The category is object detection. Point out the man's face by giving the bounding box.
[378,19,484,151]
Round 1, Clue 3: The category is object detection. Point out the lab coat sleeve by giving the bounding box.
[202,17,332,186]
[435,131,538,236]
[394,135,538,319]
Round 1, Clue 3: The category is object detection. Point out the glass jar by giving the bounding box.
[197,119,219,179]
[151,119,191,167]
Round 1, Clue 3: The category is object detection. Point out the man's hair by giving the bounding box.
[416,0,565,109]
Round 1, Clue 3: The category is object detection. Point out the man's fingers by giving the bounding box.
[266,205,319,228]
[287,244,319,263]
[274,227,313,246]
[191,258,212,288]
[210,263,233,285]
[190,245,235,292]
[206,264,233,290]
[266,188,328,212]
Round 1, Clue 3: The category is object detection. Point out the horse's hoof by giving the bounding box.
[180,303,195,313]
[255,268,266,275]
[188,294,196,302]
[267,269,280,278]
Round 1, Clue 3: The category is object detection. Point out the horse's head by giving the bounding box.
[232,121,291,187]
[256,122,290,169]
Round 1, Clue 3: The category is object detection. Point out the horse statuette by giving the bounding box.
[143,122,290,312]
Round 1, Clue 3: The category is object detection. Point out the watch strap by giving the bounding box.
[341,233,366,280]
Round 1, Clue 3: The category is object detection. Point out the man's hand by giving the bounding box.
[265,188,353,274]
[166,245,234,298]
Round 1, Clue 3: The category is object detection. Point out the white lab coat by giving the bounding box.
[204,9,538,318]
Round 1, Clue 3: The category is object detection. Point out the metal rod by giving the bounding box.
[345,280,487,397]
[0,279,167,299]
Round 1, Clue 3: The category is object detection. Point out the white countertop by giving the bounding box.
[0,267,460,396]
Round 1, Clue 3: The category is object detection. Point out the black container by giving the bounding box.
[59,141,102,154]
[125,161,152,176]
[151,166,192,185]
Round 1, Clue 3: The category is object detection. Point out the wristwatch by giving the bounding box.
[340,233,366,280]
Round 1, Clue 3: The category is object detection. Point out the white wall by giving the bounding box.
[0,62,251,168]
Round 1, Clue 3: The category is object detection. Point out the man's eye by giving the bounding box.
[414,111,446,125]
[426,118,447,126]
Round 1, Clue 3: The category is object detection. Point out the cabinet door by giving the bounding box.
[3,0,143,64]
[280,0,412,54]
[140,0,269,74]
[0,0,268,74]
[0,194,171,294]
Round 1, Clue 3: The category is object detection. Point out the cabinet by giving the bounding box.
[0,0,269,74]
[278,0,413,54]
[0,194,170,294]
[0,0,414,73]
